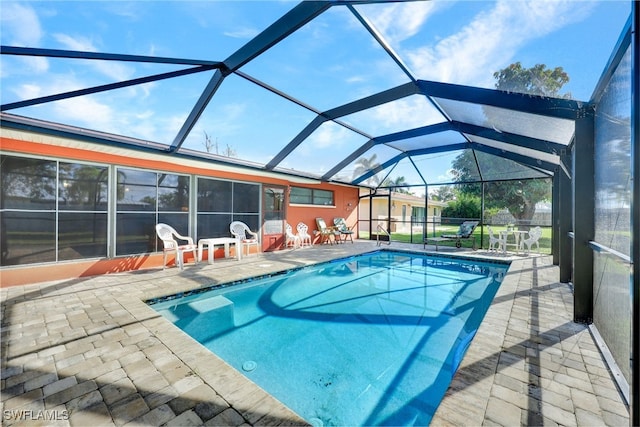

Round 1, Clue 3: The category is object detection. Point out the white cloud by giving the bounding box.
[402,1,595,87]
[40,75,112,124]
[128,114,161,142]
[53,33,134,81]
[1,3,49,75]
[103,2,142,21]
[224,27,259,39]
[367,2,438,45]
[346,75,366,84]
[342,97,444,138]
[13,83,43,100]
[306,122,351,151]
[166,114,189,138]
[130,82,155,100]
[186,103,248,147]
[53,96,115,131]
[3,56,49,77]
[135,110,154,121]
[147,44,159,57]
[17,74,148,137]
[52,33,96,52]
[372,97,443,130]
[1,3,43,46]
[11,75,83,102]
[92,59,135,85]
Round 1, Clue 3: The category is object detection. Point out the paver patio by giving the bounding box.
[1,241,629,426]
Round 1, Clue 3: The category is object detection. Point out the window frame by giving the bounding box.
[289,186,335,206]
[0,153,110,265]
[115,166,190,256]
[196,176,261,240]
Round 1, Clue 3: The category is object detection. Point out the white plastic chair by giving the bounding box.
[230,221,260,256]
[155,223,198,270]
[519,226,542,254]
[296,222,313,247]
[285,223,301,249]
[487,226,504,252]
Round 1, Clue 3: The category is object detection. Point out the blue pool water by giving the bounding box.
[149,250,508,426]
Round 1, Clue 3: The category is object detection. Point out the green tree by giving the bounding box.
[486,179,550,224]
[450,62,565,227]
[493,62,571,98]
[451,148,551,227]
[431,185,455,202]
[442,193,481,220]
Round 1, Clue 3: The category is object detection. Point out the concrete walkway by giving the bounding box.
[1,241,629,426]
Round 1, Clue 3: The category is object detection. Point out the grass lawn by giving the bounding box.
[360,225,552,254]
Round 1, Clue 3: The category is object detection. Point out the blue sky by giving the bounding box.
[0,1,631,186]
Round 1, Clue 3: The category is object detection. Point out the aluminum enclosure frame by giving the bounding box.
[0,2,637,424]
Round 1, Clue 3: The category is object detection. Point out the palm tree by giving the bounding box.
[382,176,409,193]
[352,154,380,187]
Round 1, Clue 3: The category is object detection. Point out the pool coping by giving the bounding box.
[1,241,629,426]
[145,247,511,305]
[119,292,308,425]
[144,248,511,424]
[431,255,526,425]
[139,247,516,425]
[123,248,629,425]
[431,255,629,426]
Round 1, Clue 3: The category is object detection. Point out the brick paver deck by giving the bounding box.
[1,241,629,426]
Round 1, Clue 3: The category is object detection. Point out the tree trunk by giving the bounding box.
[511,200,536,231]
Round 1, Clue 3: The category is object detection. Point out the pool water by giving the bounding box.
[150,250,508,426]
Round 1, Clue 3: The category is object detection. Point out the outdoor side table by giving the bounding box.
[198,237,241,264]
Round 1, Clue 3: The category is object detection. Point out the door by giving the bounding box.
[359,191,391,241]
[262,185,286,251]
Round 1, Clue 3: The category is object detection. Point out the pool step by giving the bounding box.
[160,295,235,342]
[187,295,235,341]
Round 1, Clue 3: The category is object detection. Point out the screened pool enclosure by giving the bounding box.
[1,1,638,424]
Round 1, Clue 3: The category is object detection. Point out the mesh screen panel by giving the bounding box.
[592,45,632,384]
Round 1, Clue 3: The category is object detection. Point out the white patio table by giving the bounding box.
[500,229,529,254]
[198,237,241,264]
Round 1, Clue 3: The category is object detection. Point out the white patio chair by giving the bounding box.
[155,223,198,270]
[296,222,313,247]
[285,223,302,249]
[230,221,260,256]
[519,226,542,254]
[487,226,504,252]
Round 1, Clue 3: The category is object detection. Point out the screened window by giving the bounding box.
[116,168,189,256]
[290,187,334,206]
[158,173,190,212]
[59,162,109,211]
[0,155,108,265]
[197,177,260,238]
[58,162,108,260]
[117,169,156,211]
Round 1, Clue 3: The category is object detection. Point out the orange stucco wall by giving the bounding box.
[0,134,360,287]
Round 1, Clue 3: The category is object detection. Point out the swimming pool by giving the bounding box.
[149,250,508,426]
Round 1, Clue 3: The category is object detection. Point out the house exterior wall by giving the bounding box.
[358,193,444,233]
[0,131,359,287]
